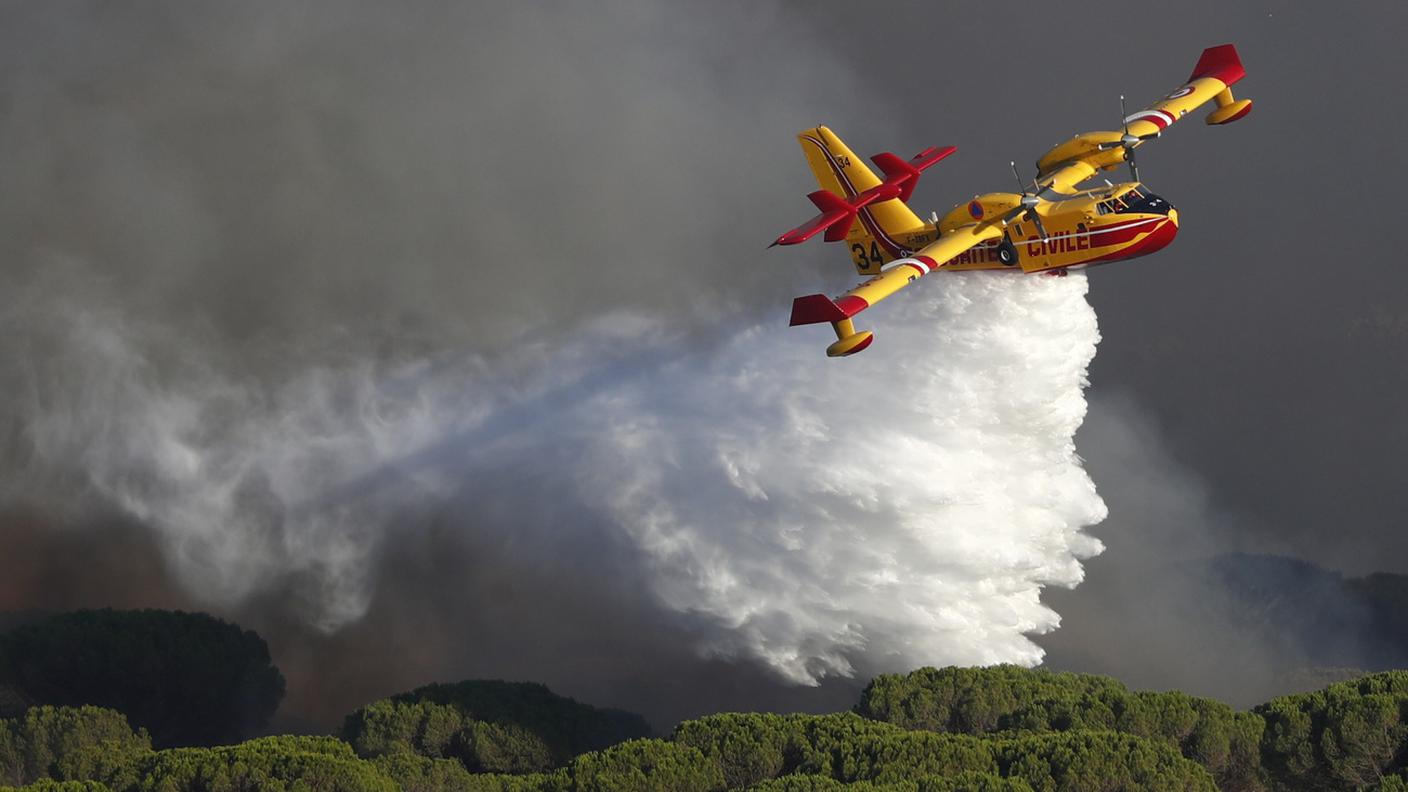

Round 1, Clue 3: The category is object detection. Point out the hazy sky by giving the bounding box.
[2,0,1406,731]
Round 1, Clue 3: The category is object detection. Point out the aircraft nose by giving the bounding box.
[1167,207,1179,227]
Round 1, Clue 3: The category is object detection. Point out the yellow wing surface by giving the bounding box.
[789,223,1004,357]
[1037,45,1251,192]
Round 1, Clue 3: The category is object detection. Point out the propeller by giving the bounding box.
[1002,161,1049,242]
[1096,95,1161,182]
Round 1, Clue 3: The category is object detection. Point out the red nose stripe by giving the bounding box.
[1085,218,1179,264]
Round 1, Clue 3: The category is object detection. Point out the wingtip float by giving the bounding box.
[773,44,1251,357]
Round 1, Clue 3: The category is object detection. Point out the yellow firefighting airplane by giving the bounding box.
[773,44,1252,357]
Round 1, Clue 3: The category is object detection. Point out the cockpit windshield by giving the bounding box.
[1120,189,1170,215]
[1096,188,1144,215]
[1097,187,1171,216]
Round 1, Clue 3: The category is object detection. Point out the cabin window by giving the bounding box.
[1096,202,1112,216]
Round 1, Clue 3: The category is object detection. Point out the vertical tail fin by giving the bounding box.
[796,126,929,263]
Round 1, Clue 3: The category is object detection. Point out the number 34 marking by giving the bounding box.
[851,241,886,270]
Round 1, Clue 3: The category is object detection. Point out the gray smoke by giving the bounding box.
[1,2,1121,728]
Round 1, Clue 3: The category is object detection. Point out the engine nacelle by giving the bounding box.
[1036,132,1128,178]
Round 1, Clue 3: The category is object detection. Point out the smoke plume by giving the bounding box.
[0,3,1116,726]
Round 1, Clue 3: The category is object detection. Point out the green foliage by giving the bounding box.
[344,700,460,759]
[740,777,858,792]
[857,666,1127,735]
[341,699,552,772]
[398,681,652,760]
[996,731,1215,792]
[343,681,649,772]
[373,750,569,791]
[374,753,507,791]
[1,781,114,792]
[857,666,1264,791]
[916,772,1036,792]
[672,711,998,786]
[675,710,1209,791]
[3,730,404,792]
[791,718,998,783]
[1255,671,1408,792]
[124,735,395,792]
[463,722,555,775]
[1366,773,1408,792]
[7,657,1408,792]
[741,774,1033,792]
[673,713,793,788]
[0,707,149,788]
[569,738,723,792]
[0,610,285,747]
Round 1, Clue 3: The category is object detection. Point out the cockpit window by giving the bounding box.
[1113,188,1170,215]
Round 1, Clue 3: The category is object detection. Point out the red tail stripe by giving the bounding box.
[800,135,905,258]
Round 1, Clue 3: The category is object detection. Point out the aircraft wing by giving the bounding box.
[1037,45,1252,191]
[789,223,1004,356]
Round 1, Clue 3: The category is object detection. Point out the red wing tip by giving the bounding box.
[913,145,957,168]
[826,331,874,357]
[1221,99,1253,124]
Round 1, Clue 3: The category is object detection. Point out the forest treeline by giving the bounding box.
[0,610,283,747]
[3,609,1408,791]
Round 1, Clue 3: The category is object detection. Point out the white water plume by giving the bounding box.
[3,268,1106,683]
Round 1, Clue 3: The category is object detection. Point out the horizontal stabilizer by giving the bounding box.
[870,145,957,202]
[789,293,846,326]
[771,191,853,246]
[772,182,904,247]
[772,142,954,248]
[811,190,857,243]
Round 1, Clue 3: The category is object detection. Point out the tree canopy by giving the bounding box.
[856,666,1264,792]
[0,610,285,747]
[342,681,652,772]
[1254,670,1408,792]
[2,616,1408,792]
[0,706,149,788]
